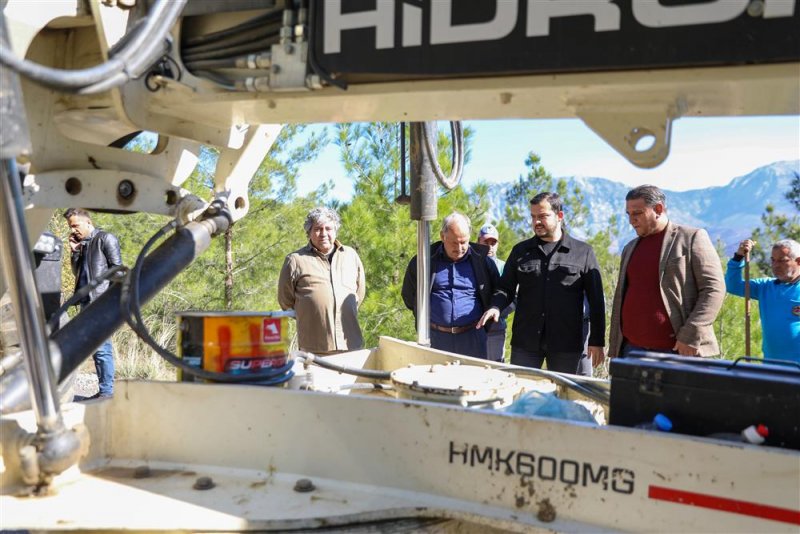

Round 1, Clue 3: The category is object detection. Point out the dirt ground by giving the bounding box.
[72,372,99,399]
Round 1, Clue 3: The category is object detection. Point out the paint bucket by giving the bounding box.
[176,311,294,383]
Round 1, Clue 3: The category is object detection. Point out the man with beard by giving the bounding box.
[478,193,605,373]
[64,208,122,398]
[608,185,725,358]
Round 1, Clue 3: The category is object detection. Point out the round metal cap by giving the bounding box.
[390,362,519,407]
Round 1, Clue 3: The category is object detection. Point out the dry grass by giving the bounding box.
[112,317,178,381]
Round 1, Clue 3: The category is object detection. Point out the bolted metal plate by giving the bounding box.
[390,362,520,407]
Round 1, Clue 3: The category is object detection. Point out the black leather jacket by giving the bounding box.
[70,228,122,303]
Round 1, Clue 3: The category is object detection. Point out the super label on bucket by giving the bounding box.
[204,315,289,373]
[177,312,291,381]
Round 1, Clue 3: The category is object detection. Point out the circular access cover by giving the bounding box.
[390,362,520,408]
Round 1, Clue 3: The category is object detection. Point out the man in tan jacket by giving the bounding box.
[278,207,365,354]
[608,185,725,359]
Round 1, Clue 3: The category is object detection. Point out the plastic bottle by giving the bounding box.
[708,424,769,444]
[635,413,673,432]
[742,424,769,444]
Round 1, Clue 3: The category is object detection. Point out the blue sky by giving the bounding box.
[294,116,800,201]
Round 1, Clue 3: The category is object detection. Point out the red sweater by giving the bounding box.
[621,229,675,350]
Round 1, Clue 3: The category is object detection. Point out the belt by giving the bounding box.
[430,322,478,334]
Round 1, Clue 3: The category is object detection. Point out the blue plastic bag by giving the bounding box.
[504,391,597,424]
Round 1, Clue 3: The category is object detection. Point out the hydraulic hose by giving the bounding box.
[182,11,283,48]
[0,0,187,93]
[182,37,277,63]
[294,351,392,380]
[508,366,610,406]
[421,121,464,191]
[49,216,227,384]
[184,58,241,71]
[46,265,128,332]
[118,220,295,384]
[182,24,280,57]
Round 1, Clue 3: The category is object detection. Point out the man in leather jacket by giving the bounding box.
[64,208,122,398]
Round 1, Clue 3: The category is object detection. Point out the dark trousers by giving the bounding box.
[510,345,586,375]
[486,330,505,362]
[430,328,487,359]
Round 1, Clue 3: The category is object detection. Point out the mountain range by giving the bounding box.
[487,160,799,254]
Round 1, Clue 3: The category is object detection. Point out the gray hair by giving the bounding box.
[773,239,800,259]
[626,185,666,208]
[440,212,471,236]
[303,207,340,235]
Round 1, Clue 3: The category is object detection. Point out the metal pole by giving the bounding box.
[744,250,751,357]
[409,122,438,347]
[0,158,63,433]
[416,221,430,346]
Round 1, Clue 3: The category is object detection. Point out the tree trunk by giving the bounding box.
[225,226,233,310]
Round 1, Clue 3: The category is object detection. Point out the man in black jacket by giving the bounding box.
[64,208,122,398]
[402,212,500,359]
[478,193,605,374]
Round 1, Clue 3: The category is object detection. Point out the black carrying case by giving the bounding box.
[609,352,800,450]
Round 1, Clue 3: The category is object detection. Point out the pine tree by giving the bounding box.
[749,180,800,274]
[503,152,589,241]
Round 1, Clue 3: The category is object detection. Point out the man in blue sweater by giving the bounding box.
[725,238,800,362]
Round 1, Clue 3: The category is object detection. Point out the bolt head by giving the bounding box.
[117,179,135,199]
[293,478,315,492]
[746,0,765,16]
[193,476,215,490]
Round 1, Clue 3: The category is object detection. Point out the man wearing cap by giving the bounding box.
[402,212,500,359]
[478,224,514,362]
[478,192,605,374]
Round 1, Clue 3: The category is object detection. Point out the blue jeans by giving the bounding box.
[94,339,115,396]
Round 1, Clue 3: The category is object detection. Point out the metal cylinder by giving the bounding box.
[409,122,438,222]
[416,221,431,346]
[54,218,224,382]
[0,216,228,414]
[0,19,31,159]
[409,122,440,346]
[0,158,62,433]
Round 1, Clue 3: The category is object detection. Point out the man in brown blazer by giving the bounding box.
[608,185,725,358]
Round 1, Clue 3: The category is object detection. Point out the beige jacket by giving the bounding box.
[609,221,725,357]
[278,241,365,354]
